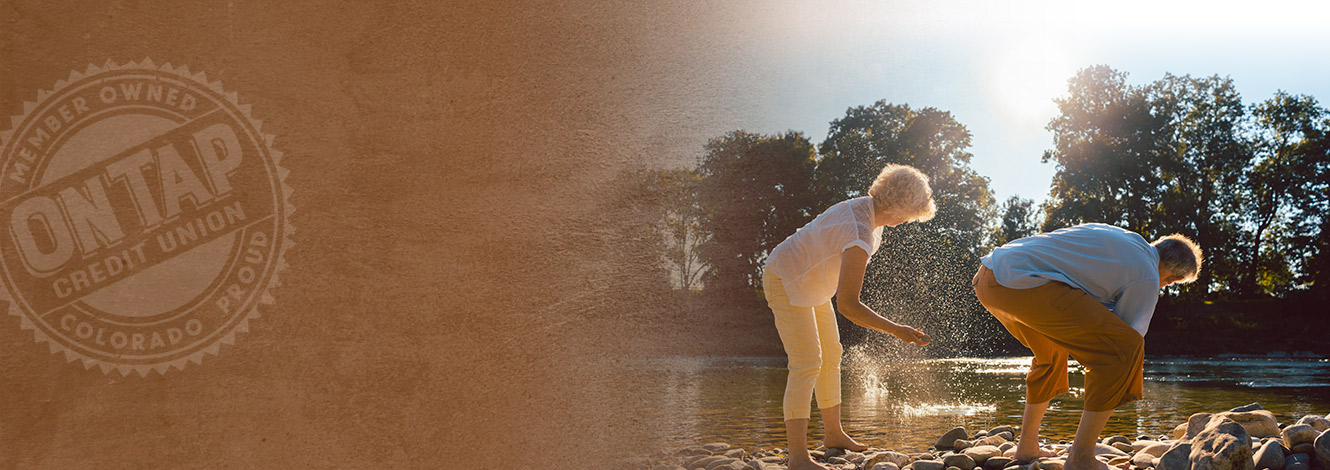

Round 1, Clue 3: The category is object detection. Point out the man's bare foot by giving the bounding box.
[788,456,835,470]
[1061,455,1110,470]
[822,433,869,452]
[1012,442,1059,463]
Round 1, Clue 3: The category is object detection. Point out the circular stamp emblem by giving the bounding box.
[0,59,293,375]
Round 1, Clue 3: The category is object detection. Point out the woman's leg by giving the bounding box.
[810,301,866,451]
[765,273,832,470]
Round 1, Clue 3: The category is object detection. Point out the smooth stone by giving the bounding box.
[703,443,733,452]
[975,431,990,439]
[1216,411,1282,439]
[1229,403,1263,413]
[983,457,1013,470]
[1104,436,1133,447]
[1156,442,1193,470]
[1188,418,1254,470]
[1131,452,1157,468]
[864,452,911,469]
[938,428,970,450]
[703,458,741,470]
[975,436,1008,448]
[998,443,1016,453]
[1177,413,1215,440]
[1290,443,1314,455]
[1109,456,1132,466]
[1285,453,1310,470]
[1316,430,1330,469]
[1140,443,1172,458]
[826,457,848,465]
[1282,425,1318,448]
[873,464,901,470]
[1294,415,1330,433]
[1113,442,1136,454]
[1037,459,1064,470]
[689,455,728,468]
[1138,435,1154,441]
[943,454,977,470]
[725,449,748,460]
[913,460,947,470]
[963,446,1002,464]
[1253,439,1286,470]
[760,456,786,463]
[825,448,848,460]
[954,440,975,451]
[990,426,1017,438]
[1095,443,1129,457]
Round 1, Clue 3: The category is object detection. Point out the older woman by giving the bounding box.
[762,164,936,470]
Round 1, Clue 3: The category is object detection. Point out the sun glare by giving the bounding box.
[988,37,1077,125]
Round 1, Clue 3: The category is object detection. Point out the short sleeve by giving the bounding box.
[1114,279,1159,336]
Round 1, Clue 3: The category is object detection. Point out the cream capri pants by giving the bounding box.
[762,271,843,421]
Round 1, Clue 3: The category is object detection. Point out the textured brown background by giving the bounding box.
[0,1,759,468]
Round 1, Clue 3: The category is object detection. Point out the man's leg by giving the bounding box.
[1065,410,1114,470]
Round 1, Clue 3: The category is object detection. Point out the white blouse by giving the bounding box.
[764,196,883,307]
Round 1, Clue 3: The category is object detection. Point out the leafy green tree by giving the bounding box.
[695,131,820,299]
[1240,92,1330,296]
[990,196,1039,247]
[816,102,998,353]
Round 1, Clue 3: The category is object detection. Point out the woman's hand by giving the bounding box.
[888,323,931,346]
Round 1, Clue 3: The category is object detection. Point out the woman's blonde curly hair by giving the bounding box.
[868,164,936,222]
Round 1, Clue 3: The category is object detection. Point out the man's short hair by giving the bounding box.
[1153,234,1203,283]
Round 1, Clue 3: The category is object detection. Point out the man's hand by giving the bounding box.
[888,324,931,346]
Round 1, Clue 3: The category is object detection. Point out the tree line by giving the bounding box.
[639,65,1328,351]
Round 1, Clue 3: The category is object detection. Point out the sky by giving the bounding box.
[719,0,1330,206]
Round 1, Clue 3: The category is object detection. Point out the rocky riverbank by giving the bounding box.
[635,404,1330,470]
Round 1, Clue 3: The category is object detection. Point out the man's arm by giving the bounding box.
[1115,279,1160,337]
[835,246,929,345]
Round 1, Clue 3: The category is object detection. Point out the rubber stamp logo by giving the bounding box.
[0,59,293,375]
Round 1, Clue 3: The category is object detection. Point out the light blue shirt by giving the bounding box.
[981,223,1160,337]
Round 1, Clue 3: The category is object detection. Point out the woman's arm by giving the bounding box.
[836,246,930,346]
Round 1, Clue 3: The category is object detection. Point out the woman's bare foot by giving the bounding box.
[788,456,835,470]
[822,433,869,452]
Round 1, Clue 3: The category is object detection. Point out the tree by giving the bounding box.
[816,101,998,353]
[695,131,820,300]
[990,196,1038,247]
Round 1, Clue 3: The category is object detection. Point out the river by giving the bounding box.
[631,352,1330,452]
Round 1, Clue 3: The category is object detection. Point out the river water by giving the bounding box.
[633,353,1330,452]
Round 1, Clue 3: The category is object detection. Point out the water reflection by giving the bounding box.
[628,355,1330,452]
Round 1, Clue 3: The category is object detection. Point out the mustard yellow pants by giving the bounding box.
[763,271,842,421]
[973,265,1144,412]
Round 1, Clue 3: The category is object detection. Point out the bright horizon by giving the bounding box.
[715,0,1330,206]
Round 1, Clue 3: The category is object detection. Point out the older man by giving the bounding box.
[973,223,1203,470]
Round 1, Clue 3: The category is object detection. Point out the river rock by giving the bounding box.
[976,435,1010,447]
[703,443,732,452]
[1253,439,1286,470]
[982,456,1013,470]
[1109,456,1133,467]
[938,428,970,450]
[1140,443,1172,458]
[824,448,848,459]
[724,448,748,460]
[1036,459,1064,470]
[1317,430,1330,469]
[998,443,1015,453]
[704,457,742,470]
[1282,424,1318,448]
[1294,415,1330,433]
[964,446,1002,464]
[944,454,977,470]
[1131,451,1157,468]
[1112,442,1135,454]
[1290,442,1314,455]
[1178,413,1216,440]
[1095,443,1129,457]
[1156,442,1192,470]
[1104,435,1132,447]
[1230,403,1263,413]
[913,459,946,470]
[1215,411,1281,438]
[688,455,728,468]
[954,440,975,451]
[873,463,901,470]
[1189,417,1254,470]
[1285,453,1310,470]
[991,426,1017,438]
[865,451,911,469]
